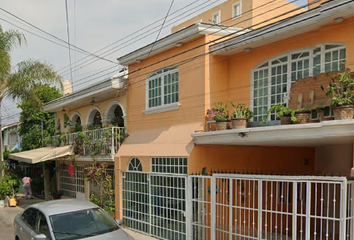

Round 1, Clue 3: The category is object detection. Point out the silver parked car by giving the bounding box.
[14,199,134,240]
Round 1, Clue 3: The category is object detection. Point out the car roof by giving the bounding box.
[26,199,99,216]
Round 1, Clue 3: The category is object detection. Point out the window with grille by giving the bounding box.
[212,11,221,24]
[232,1,242,18]
[151,157,187,174]
[128,158,142,171]
[146,67,179,109]
[252,44,346,122]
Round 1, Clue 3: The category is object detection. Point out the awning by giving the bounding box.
[117,124,197,157]
[9,146,72,164]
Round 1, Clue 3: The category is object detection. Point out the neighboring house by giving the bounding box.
[9,71,128,203]
[116,0,354,240]
[2,122,20,151]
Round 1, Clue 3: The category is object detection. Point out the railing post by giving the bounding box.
[257,179,262,240]
[340,178,348,240]
[186,176,192,240]
[211,176,216,240]
[292,181,298,240]
[305,182,311,240]
[229,179,233,240]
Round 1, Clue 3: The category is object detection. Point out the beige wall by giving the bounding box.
[55,92,128,132]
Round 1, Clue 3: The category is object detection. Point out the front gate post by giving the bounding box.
[211,176,216,240]
[186,176,193,240]
[257,179,263,240]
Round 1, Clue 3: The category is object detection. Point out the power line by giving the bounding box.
[0,6,118,65]
[68,0,302,89]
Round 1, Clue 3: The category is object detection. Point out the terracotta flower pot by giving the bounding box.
[333,104,354,120]
[230,118,247,129]
[215,120,229,130]
[294,111,311,124]
[280,115,292,125]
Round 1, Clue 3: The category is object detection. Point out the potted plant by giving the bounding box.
[324,68,354,120]
[262,103,296,125]
[316,105,326,122]
[294,108,311,124]
[213,101,229,130]
[229,101,253,129]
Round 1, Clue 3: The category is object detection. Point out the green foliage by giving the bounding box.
[0,174,20,199]
[18,84,62,150]
[324,69,354,108]
[262,103,296,123]
[229,100,254,120]
[212,101,229,121]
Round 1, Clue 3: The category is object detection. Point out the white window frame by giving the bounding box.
[251,43,346,122]
[144,66,180,115]
[232,1,242,19]
[212,11,221,24]
[151,157,188,175]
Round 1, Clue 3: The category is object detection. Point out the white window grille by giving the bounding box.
[232,1,242,18]
[151,157,187,174]
[252,44,346,122]
[128,158,142,171]
[146,67,179,109]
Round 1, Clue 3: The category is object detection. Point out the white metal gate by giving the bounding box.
[59,164,85,198]
[122,172,187,240]
[188,174,354,240]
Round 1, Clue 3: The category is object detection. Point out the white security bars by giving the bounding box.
[189,174,354,240]
[122,172,187,240]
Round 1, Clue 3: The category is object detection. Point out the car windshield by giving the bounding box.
[50,208,119,240]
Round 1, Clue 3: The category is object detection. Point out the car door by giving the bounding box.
[19,208,38,240]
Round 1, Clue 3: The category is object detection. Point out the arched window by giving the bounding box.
[72,115,82,132]
[112,105,124,127]
[252,44,346,122]
[128,158,142,171]
[146,66,179,109]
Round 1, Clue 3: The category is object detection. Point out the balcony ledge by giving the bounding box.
[192,120,354,147]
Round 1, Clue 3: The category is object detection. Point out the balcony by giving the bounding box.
[46,127,125,160]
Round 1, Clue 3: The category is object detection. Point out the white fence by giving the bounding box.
[122,172,187,240]
[188,174,354,240]
[122,173,354,240]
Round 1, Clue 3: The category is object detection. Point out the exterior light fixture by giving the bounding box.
[176,42,183,47]
[244,47,252,52]
[136,59,141,63]
[334,17,344,23]
[62,107,66,112]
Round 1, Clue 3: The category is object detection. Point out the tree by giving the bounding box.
[0,25,62,175]
[18,84,62,150]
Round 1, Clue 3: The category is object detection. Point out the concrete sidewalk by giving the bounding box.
[0,197,156,240]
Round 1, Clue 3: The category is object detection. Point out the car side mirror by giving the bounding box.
[115,219,122,225]
[34,234,47,240]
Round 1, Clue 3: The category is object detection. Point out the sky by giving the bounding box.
[0,0,308,125]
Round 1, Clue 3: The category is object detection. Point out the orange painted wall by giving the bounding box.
[189,145,315,174]
[252,0,305,28]
[208,16,354,109]
[171,0,304,33]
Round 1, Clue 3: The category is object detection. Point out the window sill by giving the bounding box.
[143,102,180,115]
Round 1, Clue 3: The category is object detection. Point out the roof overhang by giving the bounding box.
[117,23,247,66]
[192,120,354,147]
[210,0,354,56]
[43,72,127,112]
[9,146,72,164]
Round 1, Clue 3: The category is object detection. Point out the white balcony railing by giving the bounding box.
[47,127,125,157]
